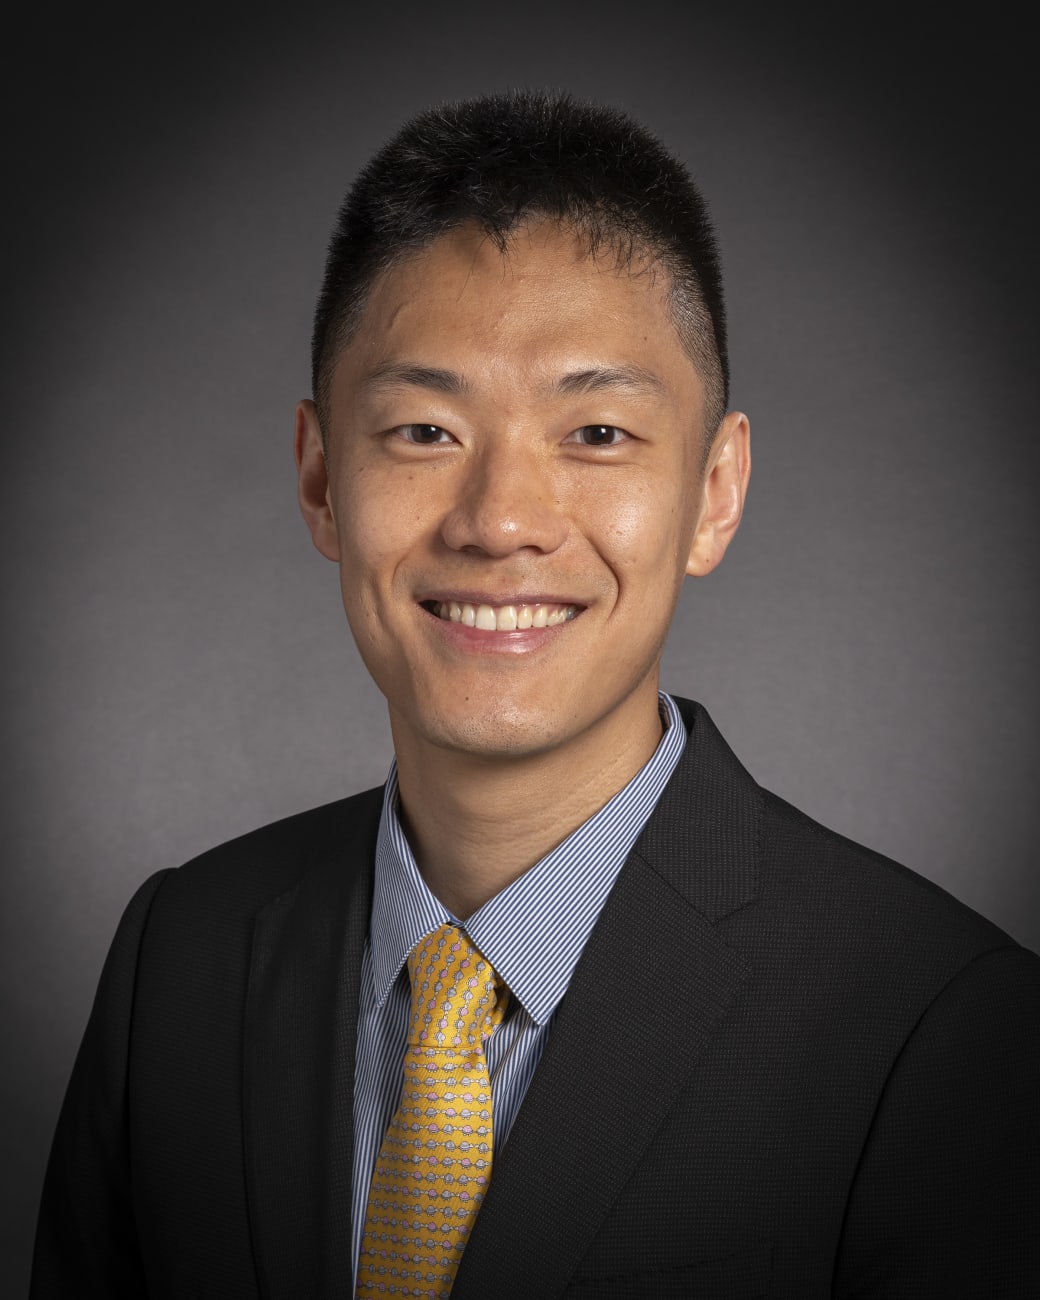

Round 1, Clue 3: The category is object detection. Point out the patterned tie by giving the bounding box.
[357,923,508,1299]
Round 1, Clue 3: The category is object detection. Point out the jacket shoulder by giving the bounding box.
[768,787,1009,923]
[667,697,1026,972]
[148,784,384,922]
[743,780,1029,1013]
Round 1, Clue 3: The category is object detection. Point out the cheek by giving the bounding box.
[591,480,694,583]
[334,472,420,580]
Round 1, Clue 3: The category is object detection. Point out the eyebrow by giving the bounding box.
[359,361,668,400]
[360,362,470,395]
[551,365,668,398]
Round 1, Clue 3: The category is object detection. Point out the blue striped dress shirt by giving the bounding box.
[350,691,687,1284]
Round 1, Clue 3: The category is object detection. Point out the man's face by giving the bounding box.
[297,219,748,768]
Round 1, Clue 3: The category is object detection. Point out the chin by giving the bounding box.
[409,699,578,762]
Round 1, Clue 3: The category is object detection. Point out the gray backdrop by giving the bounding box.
[4,2,1037,1290]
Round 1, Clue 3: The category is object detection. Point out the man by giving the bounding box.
[32,91,1040,1299]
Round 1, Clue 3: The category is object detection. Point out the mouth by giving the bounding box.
[421,599,581,632]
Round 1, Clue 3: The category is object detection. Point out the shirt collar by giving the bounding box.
[368,692,687,1025]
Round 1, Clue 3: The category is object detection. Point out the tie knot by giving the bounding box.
[406,923,506,1051]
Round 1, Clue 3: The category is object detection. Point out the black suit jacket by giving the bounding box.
[32,700,1040,1298]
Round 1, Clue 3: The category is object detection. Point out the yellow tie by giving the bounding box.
[357,923,508,1299]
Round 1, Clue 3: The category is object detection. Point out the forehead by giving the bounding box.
[332,219,703,407]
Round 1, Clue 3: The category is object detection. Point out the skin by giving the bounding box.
[296,218,750,918]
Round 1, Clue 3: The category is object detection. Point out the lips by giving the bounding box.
[423,600,579,632]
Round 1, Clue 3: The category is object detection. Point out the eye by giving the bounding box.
[392,424,455,445]
[564,425,631,447]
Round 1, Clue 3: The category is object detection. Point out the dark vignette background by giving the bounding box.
[2,2,1037,1288]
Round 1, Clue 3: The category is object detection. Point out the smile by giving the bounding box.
[425,601,579,631]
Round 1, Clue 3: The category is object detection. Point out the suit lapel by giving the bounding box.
[243,790,381,1300]
[452,700,762,1299]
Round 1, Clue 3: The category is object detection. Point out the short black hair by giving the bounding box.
[312,90,729,440]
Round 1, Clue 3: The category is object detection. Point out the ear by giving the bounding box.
[294,399,340,562]
[686,411,751,577]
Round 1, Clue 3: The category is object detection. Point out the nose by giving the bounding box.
[439,438,568,558]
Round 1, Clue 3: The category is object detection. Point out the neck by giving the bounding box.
[389,687,665,919]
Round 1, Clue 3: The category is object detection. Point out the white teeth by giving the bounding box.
[433,601,576,631]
